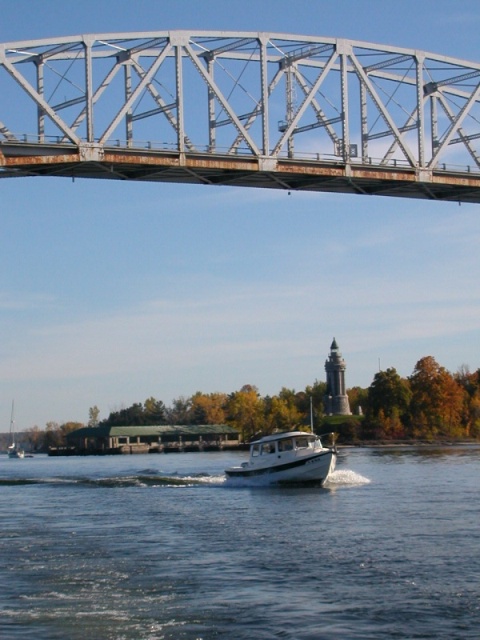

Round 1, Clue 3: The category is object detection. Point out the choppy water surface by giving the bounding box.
[1,446,479,639]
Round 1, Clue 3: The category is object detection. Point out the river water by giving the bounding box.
[1,445,479,639]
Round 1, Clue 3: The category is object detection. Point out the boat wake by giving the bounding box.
[0,470,369,489]
[325,469,371,486]
[0,474,227,488]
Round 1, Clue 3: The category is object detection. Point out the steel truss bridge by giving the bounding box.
[1,31,480,203]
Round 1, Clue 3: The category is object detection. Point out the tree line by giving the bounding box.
[19,355,480,451]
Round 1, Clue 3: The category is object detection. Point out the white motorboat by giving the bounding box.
[225,431,336,485]
[7,401,25,459]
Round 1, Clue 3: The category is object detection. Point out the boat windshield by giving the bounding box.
[277,438,294,452]
[251,440,280,456]
[294,436,313,449]
[260,442,275,455]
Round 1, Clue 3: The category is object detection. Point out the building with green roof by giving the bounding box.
[59,424,240,455]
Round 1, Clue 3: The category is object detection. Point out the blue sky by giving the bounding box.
[1,0,479,428]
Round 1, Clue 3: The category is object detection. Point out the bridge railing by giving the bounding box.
[3,132,480,175]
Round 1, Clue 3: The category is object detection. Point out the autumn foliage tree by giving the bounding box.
[190,392,228,425]
[25,421,84,451]
[407,356,466,439]
[263,389,303,434]
[225,385,265,442]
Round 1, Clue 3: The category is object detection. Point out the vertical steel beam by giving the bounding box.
[430,94,438,158]
[175,43,185,153]
[84,37,94,143]
[339,41,350,163]
[125,62,133,146]
[285,64,295,157]
[416,53,425,168]
[360,81,368,162]
[260,37,269,156]
[36,60,44,142]
[207,55,216,151]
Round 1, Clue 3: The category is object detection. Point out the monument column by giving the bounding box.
[324,338,351,415]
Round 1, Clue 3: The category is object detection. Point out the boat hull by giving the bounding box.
[225,449,336,485]
[8,449,25,459]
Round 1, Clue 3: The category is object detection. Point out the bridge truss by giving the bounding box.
[1,31,480,202]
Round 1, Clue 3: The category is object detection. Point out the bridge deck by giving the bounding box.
[1,145,479,203]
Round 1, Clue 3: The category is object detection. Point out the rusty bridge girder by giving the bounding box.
[0,31,479,202]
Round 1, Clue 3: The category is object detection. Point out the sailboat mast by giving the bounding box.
[10,400,15,446]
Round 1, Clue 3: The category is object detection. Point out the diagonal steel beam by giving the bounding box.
[364,54,412,74]
[0,50,81,144]
[65,57,124,137]
[129,58,196,152]
[198,37,257,59]
[99,42,173,144]
[429,82,480,167]
[0,120,17,140]
[273,49,338,155]
[184,42,260,155]
[349,51,417,167]
[292,67,340,145]
[434,92,480,168]
[228,62,284,154]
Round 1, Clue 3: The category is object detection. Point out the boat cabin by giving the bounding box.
[250,432,322,458]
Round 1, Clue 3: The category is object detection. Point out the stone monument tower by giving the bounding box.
[324,338,351,415]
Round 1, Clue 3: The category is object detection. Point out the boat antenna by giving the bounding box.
[310,396,314,434]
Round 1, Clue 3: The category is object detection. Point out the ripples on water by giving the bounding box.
[1,447,479,639]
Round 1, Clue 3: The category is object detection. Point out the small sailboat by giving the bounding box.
[7,401,25,459]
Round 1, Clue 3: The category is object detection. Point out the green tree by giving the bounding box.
[143,397,167,424]
[304,380,327,414]
[455,366,480,437]
[101,402,145,426]
[368,368,411,420]
[166,396,193,424]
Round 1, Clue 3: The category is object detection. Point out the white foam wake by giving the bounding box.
[326,469,371,486]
